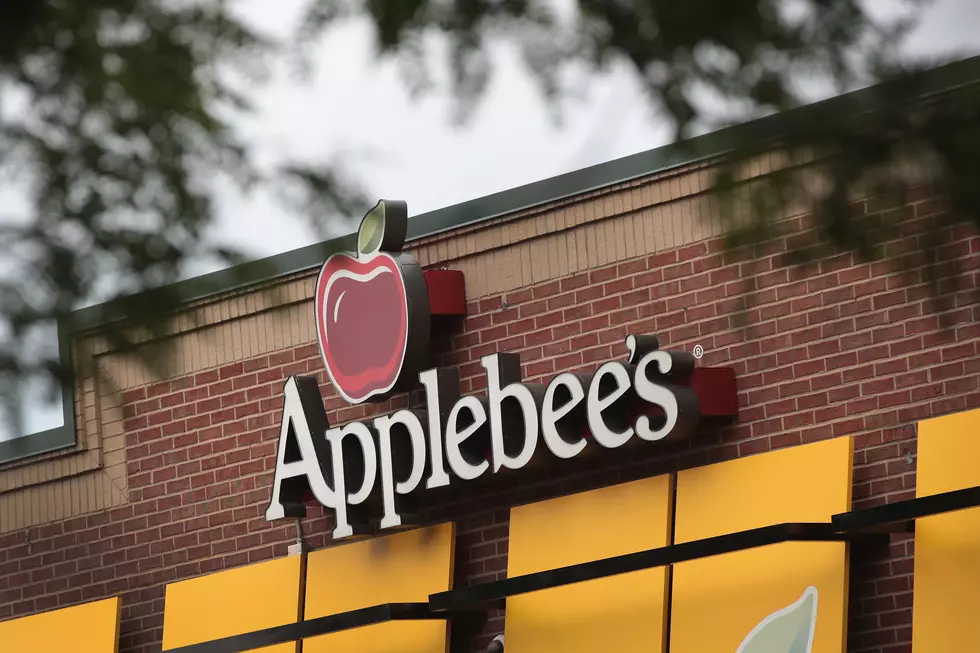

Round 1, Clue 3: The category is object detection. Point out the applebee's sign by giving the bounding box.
[263,200,710,538]
[313,199,429,403]
[266,333,702,539]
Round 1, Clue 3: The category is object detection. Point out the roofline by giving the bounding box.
[67,54,980,333]
[4,54,980,462]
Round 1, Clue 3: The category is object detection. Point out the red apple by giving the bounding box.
[313,199,430,404]
[315,251,410,404]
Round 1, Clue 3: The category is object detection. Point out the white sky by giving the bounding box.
[4,0,980,440]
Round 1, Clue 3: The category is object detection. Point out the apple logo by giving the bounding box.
[314,199,430,404]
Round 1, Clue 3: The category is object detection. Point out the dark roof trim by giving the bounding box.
[66,55,980,334]
[5,55,980,461]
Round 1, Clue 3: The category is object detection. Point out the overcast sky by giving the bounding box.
[207,0,980,267]
[5,0,980,440]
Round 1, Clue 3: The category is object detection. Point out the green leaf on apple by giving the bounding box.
[735,586,818,653]
[358,200,386,256]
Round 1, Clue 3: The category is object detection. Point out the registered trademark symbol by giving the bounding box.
[692,345,704,359]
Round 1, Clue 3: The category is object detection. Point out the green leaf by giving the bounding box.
[357,200,386,255]
[736,587,818,653]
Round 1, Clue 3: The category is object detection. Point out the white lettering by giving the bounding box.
[265,377,340,522]
[634,351,680,441]
[419,368,452,489]
[266,334,706,539]
[445,395,489,481]
[482,353,539,472]
[325,422,378,538]
[587,362,634,448]
[375,410,427,529]
[541,373,586,459]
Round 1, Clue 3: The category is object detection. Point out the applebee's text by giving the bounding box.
[264,334,702,539]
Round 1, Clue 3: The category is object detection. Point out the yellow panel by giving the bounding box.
[303,522,455,653]
[0,596,121,653]
[912,407,980,653]
[161,555,303,653]
[674,437,854,542]
[671,437,853,653]
[504,475,674,653]
[915,408,980,495]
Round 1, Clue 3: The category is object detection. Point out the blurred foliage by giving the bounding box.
[1,0,977,437]
[310,0,980,316]
[0,0,366,435]
[311,0,979,309]
[711,66,980,326]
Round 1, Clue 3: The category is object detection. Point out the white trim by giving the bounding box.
[332,289,347,324]
[323,263,394,302]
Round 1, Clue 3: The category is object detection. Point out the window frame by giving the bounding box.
[0,322,77,464]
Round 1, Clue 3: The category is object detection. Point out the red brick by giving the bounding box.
[219,362,244,380]
[534,310,563,329]
[559,274,589,292]
[490,308,519,325]
[3,199,976,653]
[621,288,650,306]
[518,300,547,318]
[677,243,708,262]
[506,288,534,305]
[943,342,976,361]
[794,331,841,358]
[879,390,912,409]
[479,296,503,312]
[873,290,906,310]
[857,344,891,364]
[147,381,172,398]
[707,263,739,285]
[663,262,693,281]
[825,381,859,402]
[588,266,618,284]
[122,388,147,404]
[905,316,939,335]
[765,398,796,417]
[547,292,577,311]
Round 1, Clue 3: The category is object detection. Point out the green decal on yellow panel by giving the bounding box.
[503,475,674,653]
[912,407,980,653]
[670,437,852,653]
[302,522,455,653]
[0,596,121,653]
[737,586,819,653]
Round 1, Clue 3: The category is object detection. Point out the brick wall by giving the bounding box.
[1,188,978,653]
